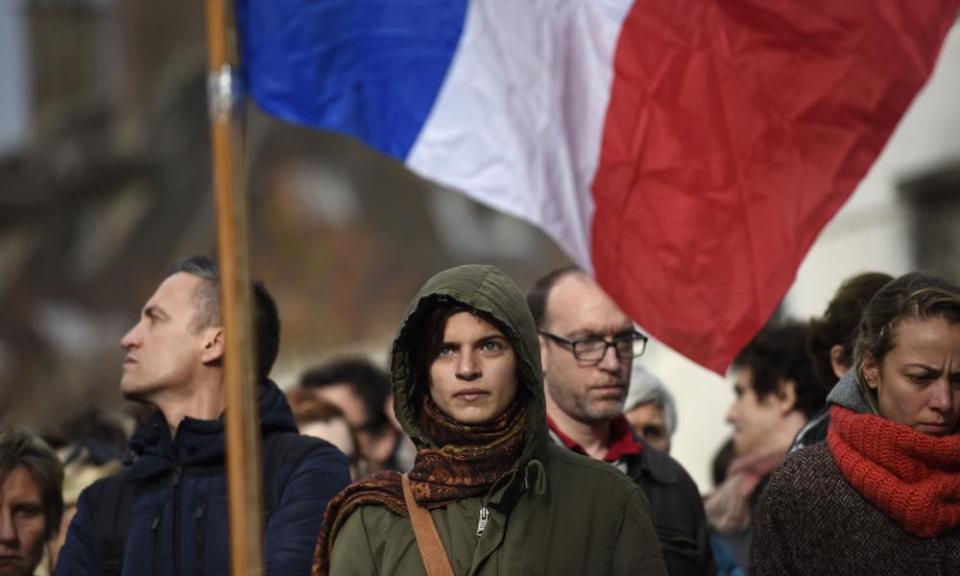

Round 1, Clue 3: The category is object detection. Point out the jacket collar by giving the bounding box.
[826,370,875,414]
[125,379,296,481]
[546,415,643,463]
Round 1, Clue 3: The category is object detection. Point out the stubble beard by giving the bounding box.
[577,394,625,423]
[550,379,625,424]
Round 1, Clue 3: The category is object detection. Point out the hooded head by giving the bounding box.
[312,266,547,569]
[390,265,546,463]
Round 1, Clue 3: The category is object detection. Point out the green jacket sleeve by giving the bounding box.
[613,488,667,576]
[328,509,381,576]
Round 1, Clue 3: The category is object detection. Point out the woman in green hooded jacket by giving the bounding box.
[313,265,666,576]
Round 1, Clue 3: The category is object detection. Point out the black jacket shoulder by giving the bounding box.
[625,444,715,576]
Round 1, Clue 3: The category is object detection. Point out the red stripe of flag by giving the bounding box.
[592,0,960,374]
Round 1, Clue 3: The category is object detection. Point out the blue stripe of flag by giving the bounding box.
[237,0,470,160]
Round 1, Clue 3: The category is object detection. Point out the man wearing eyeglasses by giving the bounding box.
[528,267,715,576]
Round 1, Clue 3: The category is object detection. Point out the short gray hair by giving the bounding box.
[164,255,282,380]
[625,365,678,437]
[166,255,220,330]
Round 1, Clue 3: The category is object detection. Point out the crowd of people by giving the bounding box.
[1,256,958,575]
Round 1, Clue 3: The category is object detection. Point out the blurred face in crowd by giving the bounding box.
[309,385,368,433]
[626,402,671,453]
[0,467,48,576]
[300,417,358,479]
[862,316,960,436]
[540,274,633,423]
[120,273,222,401]
[429,311,519,425]
[306,384,398,472]
[726,367,796,456]
[301,417,356,459]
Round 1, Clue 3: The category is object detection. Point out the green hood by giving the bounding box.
[390,264,547,469]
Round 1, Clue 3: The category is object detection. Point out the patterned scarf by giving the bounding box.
[311,396,527,575]
[828,405,960,538]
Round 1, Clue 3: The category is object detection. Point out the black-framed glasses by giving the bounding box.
[538,330,648,364]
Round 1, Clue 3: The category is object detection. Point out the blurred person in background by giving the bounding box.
[706,319,824,572]
[42,408,128,469]
[37,409,127,575]
[313,265,666,576]
[55,256,350,576]
[528,267,714,576]
[752,272,960,574]
[287,389,359,480]
[0,429,63,576]
[790,272,892,453]
[624,364,678,454]
[707,438,744,576]
[37,454,118,576]
[299,358,414,475]
[711,438,736,491]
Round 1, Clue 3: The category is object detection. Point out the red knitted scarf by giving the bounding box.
[828,405,960,537]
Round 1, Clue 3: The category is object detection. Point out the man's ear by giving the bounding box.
[776,378,798,415]
[829,344,849,379]
[200,327,224,364]
[861,352,880,390]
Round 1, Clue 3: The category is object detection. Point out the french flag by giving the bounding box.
[237,0,959,374]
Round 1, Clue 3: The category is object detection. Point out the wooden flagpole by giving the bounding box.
[204,1,265,574]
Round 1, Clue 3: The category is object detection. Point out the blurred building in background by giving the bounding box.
[1,0,957,490]
[0,0,566,430]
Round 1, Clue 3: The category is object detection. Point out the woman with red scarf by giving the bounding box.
[312,265,665,576]
[751,272,960,574]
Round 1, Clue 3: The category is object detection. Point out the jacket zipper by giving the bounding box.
[151,515,162,576]
[171,465,183,576]
[193,499,206,576]
[476,504,490,537]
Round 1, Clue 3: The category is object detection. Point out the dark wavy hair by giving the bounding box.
[808,272,892,391]
[732,320,824,418]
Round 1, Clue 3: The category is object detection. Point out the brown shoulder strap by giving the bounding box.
[402,473,455,576]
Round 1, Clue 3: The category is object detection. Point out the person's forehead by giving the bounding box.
[311,383,368,418]
[443,311,504,337]
[547,274,632,330]
[313,382,363,405]
[147,272,203,310]
[887,316,960,362]
[1,466,43,504]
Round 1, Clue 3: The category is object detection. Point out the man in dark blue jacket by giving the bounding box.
[54,256,351,575]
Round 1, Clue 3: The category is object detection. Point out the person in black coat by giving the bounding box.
[55,256,350,575]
